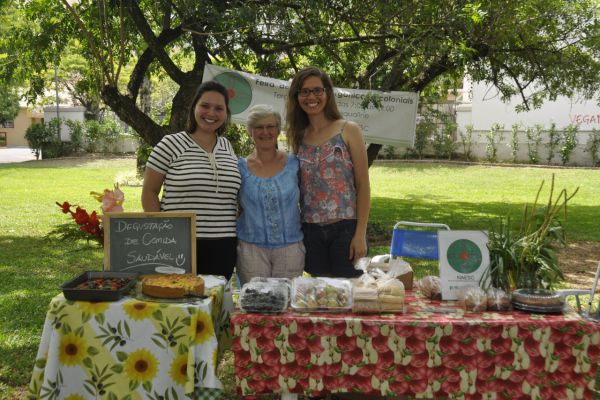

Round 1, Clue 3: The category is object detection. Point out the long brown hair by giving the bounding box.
[185,81,231,136]
[285,67,342,153]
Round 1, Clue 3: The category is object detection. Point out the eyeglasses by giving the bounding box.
[252,124,278,132]
[298,87,325,97]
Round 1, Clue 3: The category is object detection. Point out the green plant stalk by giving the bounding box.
[517,175,578,288]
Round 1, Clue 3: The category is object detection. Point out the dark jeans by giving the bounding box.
[302,219,362,278]
[196,237,237,280]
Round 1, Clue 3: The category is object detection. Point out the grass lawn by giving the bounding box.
[1,157,598,399]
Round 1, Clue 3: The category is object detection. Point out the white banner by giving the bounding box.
[203,64,418,147]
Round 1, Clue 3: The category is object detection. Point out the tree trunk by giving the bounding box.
[367,143,382,167]
[101,85,170,146]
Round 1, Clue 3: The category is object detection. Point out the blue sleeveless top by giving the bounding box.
[236,154,303,248]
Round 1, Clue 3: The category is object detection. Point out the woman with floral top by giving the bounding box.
[236,104,304,286]
[286,66,371,278]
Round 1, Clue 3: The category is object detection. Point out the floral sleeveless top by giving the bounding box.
[297,129,357,223]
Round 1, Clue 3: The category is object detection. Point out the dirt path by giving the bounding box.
[559,241,600,289]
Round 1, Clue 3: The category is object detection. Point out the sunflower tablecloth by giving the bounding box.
[28,275,233,400]
[231,292,600,399]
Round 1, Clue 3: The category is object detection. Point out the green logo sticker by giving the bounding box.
[446,239,482,274]
[213,72,253,114]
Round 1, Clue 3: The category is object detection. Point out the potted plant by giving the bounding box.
[482,175,578,292]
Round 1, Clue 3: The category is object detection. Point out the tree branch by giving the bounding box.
[123,0,185,83]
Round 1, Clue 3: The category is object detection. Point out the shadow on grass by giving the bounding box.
[370,196,600,242]
[0,235,104,388]
[0,154,135,170]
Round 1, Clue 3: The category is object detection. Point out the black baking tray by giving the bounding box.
[512,301,564,314]
[61,271,139,301]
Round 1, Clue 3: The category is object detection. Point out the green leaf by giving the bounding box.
[152,310,163,321]
[142,380,152,392]
[116,351,128,361]
[110,364,123,373]
[129,380,139,391]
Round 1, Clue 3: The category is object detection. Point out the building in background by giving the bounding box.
[0,105,43,147]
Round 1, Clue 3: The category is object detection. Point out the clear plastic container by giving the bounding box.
[291,277,353,312]
[511,288,564,313]
[239,278,290,313]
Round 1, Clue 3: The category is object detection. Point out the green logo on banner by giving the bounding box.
[213,72,253,114]
[446,239,482,274]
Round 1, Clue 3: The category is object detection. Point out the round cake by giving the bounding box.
[142,274,205,299]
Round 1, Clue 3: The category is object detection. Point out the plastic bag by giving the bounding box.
[377,277,405,312]
[486,287,511,311]
[415,276,442,300]
[457,286,487,312]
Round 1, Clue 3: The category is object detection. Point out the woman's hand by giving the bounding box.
[349,233,367,264]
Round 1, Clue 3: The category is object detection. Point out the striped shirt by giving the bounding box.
[145,132,241,238]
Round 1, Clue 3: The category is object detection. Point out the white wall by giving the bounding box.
[43,106,86,141]
[470,84,600,131]
[455,82,600,166]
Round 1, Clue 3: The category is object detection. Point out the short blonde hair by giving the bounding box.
[246,104,281,134]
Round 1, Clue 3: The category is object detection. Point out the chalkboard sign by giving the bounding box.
[103,212,196,275]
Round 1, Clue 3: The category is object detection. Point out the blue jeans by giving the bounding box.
[302,219,362,278]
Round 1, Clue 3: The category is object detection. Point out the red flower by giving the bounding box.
[73,207,90,225]
[56,201,71,214]
[54,185,125,247]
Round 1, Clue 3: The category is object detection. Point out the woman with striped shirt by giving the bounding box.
[141,81,241,280]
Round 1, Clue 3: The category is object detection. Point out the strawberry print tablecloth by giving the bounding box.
[28,275,233,400]
[231,292,600,399]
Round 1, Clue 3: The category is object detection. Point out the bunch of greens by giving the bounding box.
[482,175,578,291]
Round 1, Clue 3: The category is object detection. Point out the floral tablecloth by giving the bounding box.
[28,275,233,400]
[231,292,600,399]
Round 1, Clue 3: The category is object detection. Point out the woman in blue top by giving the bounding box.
[236,104,305,286]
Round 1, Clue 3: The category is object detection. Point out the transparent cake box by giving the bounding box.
[239,278,290,313]
[291,277,353,312]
